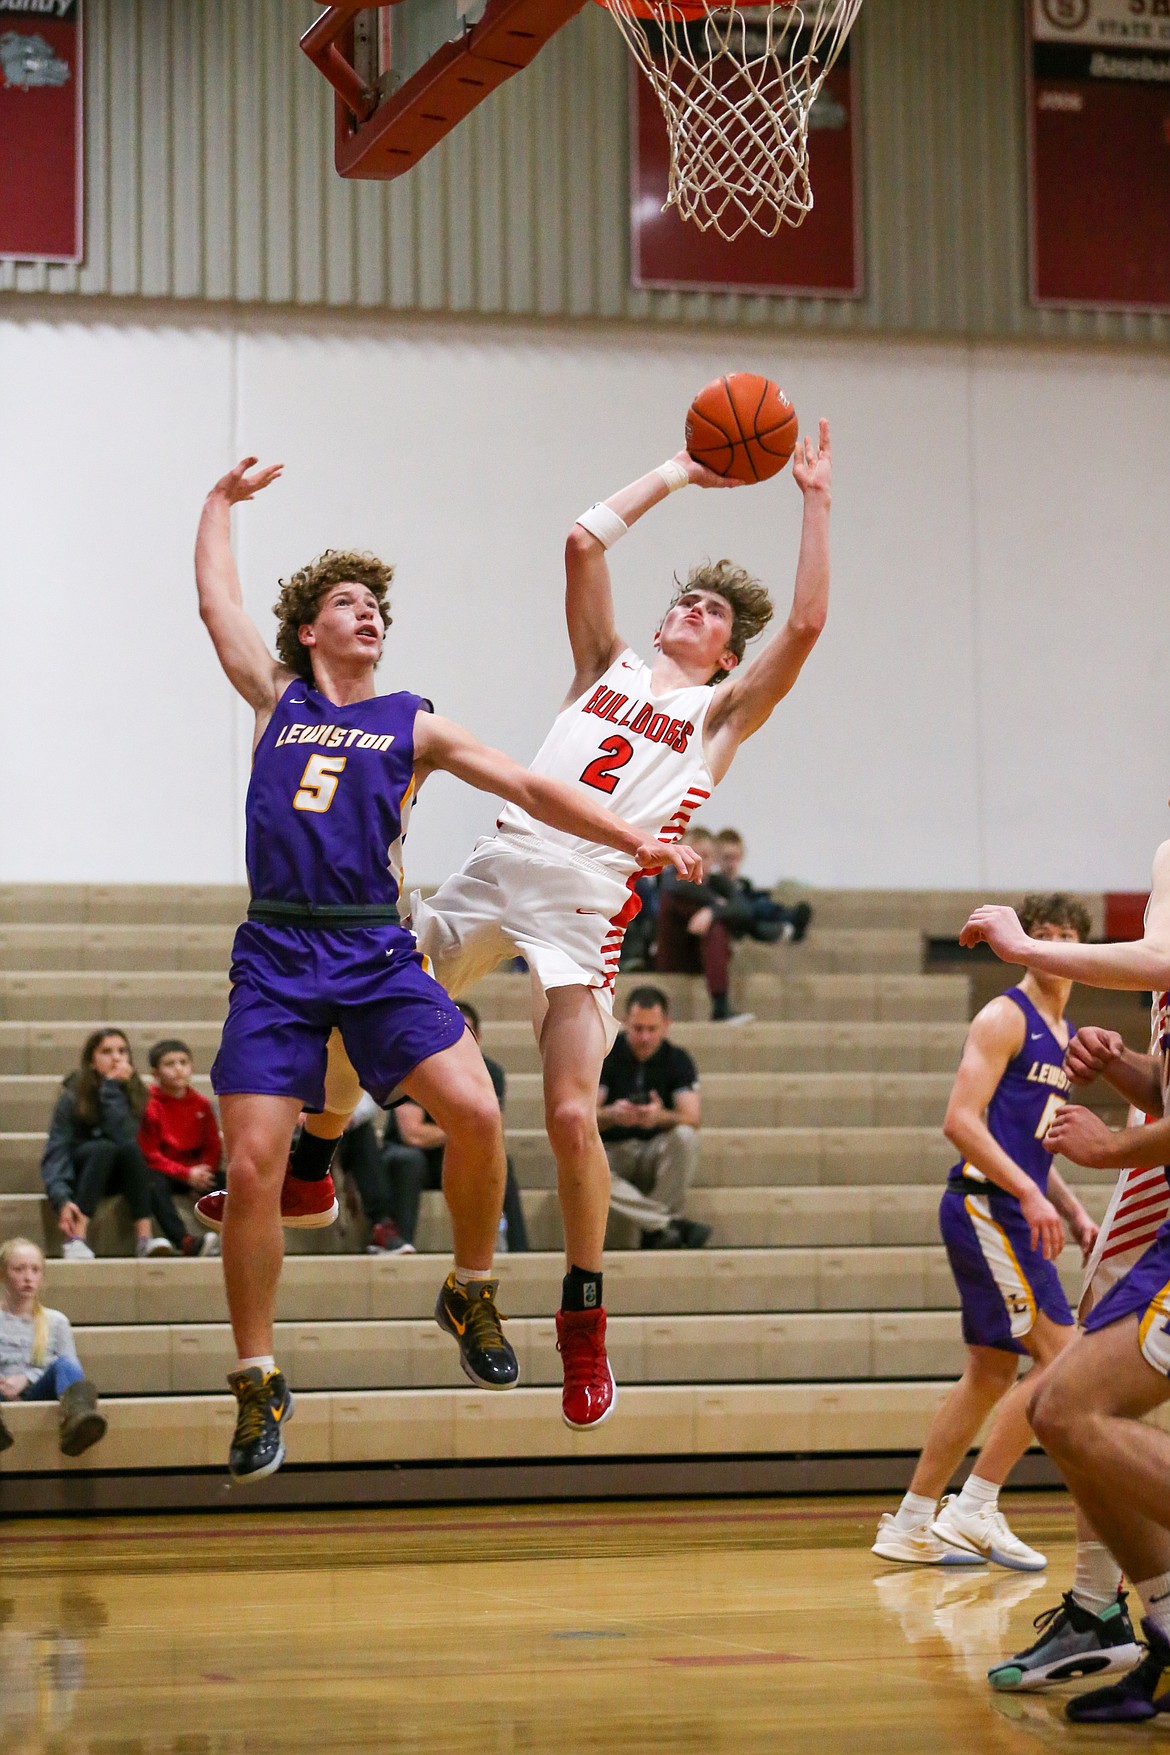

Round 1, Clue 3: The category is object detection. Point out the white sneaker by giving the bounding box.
[872,1512,987,1567]
[197,1232,220,1257]
[60,1237,95,1262]
[136,1237,174,1259]
[931,1495,1047,1572]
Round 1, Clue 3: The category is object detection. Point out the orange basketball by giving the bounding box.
[685,372,798,484]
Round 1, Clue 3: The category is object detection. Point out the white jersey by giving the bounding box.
[1079,986,1170,1314]
[497,649,717,878]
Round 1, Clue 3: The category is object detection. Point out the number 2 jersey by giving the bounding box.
[246,682,430,907]
[946,985,1072,1203]
[496,648,718,876]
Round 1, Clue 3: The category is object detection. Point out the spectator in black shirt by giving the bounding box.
[597,987,709,1249]
[714,828,811,944]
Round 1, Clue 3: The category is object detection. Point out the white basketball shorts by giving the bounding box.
[410,828,640,1049]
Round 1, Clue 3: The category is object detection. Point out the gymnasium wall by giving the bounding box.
[2,306,1167,892]
[3,0,1170,350]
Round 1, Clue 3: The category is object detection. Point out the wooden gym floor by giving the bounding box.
[1,1493,1153,1753]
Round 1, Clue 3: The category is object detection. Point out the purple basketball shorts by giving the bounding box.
[1083,1218,1170,1376]
[210,921,466,1110]
[938,1183,1074,1355]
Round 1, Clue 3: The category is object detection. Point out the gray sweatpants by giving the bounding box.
[604,1126,700,1237]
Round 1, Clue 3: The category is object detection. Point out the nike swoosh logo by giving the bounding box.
[577,908,603,916]
[447,1313,467,1336]
[620,661,637,670]
[289,699,306,705]
[272,1403,287,1423]
[1030,1033,1044,1041]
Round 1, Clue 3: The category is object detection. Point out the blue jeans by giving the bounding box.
[19,1357,85,1401]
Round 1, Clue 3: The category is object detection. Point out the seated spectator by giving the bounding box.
[0,1238,108,1456]
[654,827,753,1022]
[138,1040,223,1257]
[40,1030,172,1261]
[384,1002,529,1253]
[336,1094,415,1256]
[597,986,709,1249]
[714,828,811,943]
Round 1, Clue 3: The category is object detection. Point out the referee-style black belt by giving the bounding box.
[247,899,401,928]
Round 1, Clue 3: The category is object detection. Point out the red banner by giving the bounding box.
[0,0,83,263]
[630,35,861,297]
[1028,0,1170,312]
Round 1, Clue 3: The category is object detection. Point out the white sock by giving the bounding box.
[893,1490,938,1532]
[1137,1572,1170,1642]
[453,1265,491,1288]
[238,1354,276,1374]
[956,1472,999,1513]
[1072,1541,1124,1616]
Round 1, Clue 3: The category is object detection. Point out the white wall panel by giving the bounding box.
[0,321,240,882]
[1,309,1165,890]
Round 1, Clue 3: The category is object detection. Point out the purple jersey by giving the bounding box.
[246,683,428,909]
[947,986,1072,1201]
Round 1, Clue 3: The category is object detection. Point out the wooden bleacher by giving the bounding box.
[0,884,1148,1511]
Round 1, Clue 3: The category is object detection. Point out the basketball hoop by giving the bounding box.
[597,0,863,240]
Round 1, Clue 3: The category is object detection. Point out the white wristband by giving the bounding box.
[654,459,689,493]
[575,502,629,550]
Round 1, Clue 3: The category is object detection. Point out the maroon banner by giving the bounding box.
[1028,0,1170,312]
[630,37,861,296]
[0,0,83,263]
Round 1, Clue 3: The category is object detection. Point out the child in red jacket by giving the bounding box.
[139,1040,223,1256]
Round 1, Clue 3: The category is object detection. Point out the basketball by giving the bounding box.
[685,372,799,484]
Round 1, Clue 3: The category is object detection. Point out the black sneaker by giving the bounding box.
[988,1591,1141,1692]
[677,1219,712,1249]
[434,1273,519,1389]
[1066,1618,1170,1722]
[641,1221,684,1249]
[227,1366,294,1483]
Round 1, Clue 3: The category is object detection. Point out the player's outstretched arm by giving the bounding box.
[563,451,740,697]
[195,457,288,712]
[942,996,1066,1259]
[960,840,1170,991]
[1045,1106,1170,1173]
[706,421,831,758]
[414,713,702,880]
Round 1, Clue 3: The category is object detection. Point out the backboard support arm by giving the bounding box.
[300,0,589,180]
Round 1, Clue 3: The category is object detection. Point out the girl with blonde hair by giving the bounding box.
[0,1237,107,1456]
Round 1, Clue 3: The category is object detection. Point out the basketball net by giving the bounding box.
[603,0,863,241]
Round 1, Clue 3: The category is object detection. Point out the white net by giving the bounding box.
[605,0,863,240]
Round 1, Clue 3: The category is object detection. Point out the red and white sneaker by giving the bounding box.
[556,1307,617,1430]
[194,1171,340,1234]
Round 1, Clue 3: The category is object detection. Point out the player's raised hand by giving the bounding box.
[638,839,703,880]
[673,450,743,490]
[1043,1103,1116,1170]
[958,904,1030,963]
[213,456,284,505]
[1065,1026,1125,1086]
[792,419,831,497]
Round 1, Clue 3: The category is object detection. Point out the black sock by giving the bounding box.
[711,993,730,1021]
[290,1128,340,1182]
[562,1266,603,1312]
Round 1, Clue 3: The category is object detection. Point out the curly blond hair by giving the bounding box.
[668,559,774,684]
[273,550,394,682]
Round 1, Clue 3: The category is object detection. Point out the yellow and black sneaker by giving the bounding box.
[227,1366,294,1483]
[434,1273,519,1389]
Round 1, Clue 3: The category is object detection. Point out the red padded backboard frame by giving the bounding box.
[301,0,588,179]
